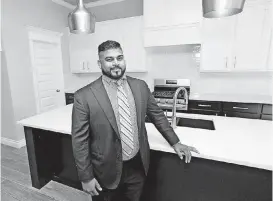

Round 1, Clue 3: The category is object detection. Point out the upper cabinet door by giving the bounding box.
[200,17,236,72]
[232,4,270,71]
[121,17,146,72]
[144,0,202,28]
[69,31,100,73]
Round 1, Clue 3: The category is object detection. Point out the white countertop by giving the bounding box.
[18,104,273,171]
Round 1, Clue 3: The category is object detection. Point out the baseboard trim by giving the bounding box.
[1,137,26,149]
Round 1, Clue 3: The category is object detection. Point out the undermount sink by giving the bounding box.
[176,117,215,130]
[145,116,215,130]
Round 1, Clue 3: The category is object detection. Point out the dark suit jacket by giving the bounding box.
[71,76,179,189]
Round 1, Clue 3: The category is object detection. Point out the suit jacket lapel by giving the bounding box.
[90,76,120,139]
[127,76,142,133]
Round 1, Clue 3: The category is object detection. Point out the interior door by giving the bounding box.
[28,28,65,114]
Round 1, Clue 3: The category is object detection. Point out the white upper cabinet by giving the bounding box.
[68,16,146,73]
[200,17,236,72]
[200,0,272,72]
[232,3,272,71]
[143,0,202,47]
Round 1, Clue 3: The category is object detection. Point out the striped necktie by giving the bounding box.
[116,81,134,156]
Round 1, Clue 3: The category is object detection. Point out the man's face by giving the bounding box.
[98,48,126,80]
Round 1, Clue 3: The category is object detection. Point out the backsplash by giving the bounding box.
[63,44,273,97]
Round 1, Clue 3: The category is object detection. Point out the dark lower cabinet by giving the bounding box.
[188,100,222,116]
[261,114,272,121]
[222,102,262,120]
[262,104,272,115]
[141,151,272,201]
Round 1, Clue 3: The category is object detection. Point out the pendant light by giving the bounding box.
[202,0,246,18]
[68,0,96,34]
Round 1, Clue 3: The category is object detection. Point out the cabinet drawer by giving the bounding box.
[261,114,272,121]
[189,100,221,112]
[224,112,260,119]
[262,104,272,115]
[222,102,262,114]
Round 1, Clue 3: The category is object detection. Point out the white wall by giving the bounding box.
[2,0,70,142]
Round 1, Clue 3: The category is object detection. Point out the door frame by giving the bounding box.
[27,26,65,114]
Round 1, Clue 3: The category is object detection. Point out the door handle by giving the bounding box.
[56,89,60,92]
[233,56,237,68]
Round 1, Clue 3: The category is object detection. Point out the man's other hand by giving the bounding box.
[173,143,200,163]
[82,178,102,196]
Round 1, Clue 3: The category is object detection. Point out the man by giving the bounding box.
[71,40,199,201]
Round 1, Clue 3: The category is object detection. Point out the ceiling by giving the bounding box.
[62,0,100,6]
[52,0,126,9]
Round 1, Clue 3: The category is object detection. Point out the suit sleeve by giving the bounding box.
[71,92,94,182]
[144,82,180,146]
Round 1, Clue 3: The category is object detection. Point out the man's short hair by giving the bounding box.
[98,40,122,54]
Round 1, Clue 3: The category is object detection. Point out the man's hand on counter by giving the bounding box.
[82,178,102,196]
[172,142,200,163]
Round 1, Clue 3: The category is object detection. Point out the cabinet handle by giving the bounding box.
[233,56,237,68]
[198,104,212,107]
[83,62,85,70]
[232,106,248,110]
[225,57,228,68]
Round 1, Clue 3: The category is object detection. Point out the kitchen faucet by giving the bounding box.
[171,87,188,129]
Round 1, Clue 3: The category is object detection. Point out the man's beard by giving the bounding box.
[102,66,125,80]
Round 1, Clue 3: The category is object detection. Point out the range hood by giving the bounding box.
[202,0,246,18]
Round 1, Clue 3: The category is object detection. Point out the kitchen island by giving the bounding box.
[18,104,272,201]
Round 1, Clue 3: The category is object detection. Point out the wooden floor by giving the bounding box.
[1,144,92,201]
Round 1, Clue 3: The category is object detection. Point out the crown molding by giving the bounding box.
[52,0,126,9]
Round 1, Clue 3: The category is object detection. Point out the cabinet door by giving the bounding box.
[144,0,202,28]
[69,30,100,73]
[233,4,269,71]
[121,17,146,72]
[200,17,236,72]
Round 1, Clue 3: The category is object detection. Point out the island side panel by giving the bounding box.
[141,150,272,201]
[51,134,82,190]
[24,127,63,189]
